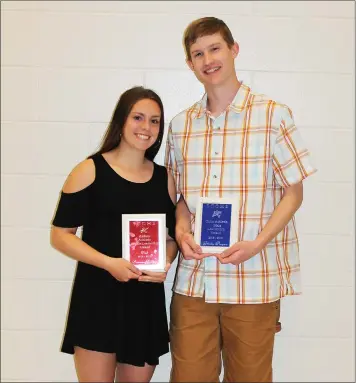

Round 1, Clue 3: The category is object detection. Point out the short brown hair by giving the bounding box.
[183,17,235,61]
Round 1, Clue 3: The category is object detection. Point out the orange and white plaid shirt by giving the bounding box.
[165,83,317,304]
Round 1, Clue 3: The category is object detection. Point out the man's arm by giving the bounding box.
[255,182,303,249]
[219,104,316,266]
[218,182,303,265]
[175,196,192,240]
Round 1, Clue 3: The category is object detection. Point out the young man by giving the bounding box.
[165,17,317,382]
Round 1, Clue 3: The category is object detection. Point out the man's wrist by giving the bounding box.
[254,236,268,252]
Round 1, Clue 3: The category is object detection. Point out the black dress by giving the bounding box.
[52,153,176,366]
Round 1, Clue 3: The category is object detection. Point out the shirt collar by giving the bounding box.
[193,83,251,119]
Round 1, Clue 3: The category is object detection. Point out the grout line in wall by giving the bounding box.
[0,381,76,383]
[298,232,353,237]
[1,120,111,124]
[2,278,73,282]
[297,231,355,237]
[2,8,354,20]
[297,128,354,133]
[1,65,353,76]
[1,173,68,177]
[1,121,353,131]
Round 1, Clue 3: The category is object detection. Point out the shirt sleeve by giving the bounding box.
[272,106,317,187]
[164,123,181,194]
[51,187,90,228]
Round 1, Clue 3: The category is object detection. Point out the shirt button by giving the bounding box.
[213,175,218,179]
[216,126,221,130]
[214,151,219,155]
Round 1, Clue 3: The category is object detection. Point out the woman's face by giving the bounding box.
[121,98,161,153]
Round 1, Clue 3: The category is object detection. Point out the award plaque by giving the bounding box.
[122,214,166,271]
[194,197,238,253]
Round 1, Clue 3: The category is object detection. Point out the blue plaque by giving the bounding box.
[200,203,232,247]
[194,197,238,253]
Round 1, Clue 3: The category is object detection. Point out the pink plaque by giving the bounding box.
[129,221,159,265]
[122,214,166,271]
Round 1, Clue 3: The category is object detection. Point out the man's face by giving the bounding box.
[187,32,239,88]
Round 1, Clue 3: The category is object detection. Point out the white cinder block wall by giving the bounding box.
[1,1,354,382]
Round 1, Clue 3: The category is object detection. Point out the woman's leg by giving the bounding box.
[115,362,156,383]
[74,346,117,382]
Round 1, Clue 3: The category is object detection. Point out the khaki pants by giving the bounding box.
[169,293,280,382]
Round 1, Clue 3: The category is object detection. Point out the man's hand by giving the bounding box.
[177,231,212,260]
[138,263,171,283]
[175,196,212,260]
[217,240,262,265]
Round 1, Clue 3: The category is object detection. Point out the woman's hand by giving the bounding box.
[138,263,171,283]
[104,257,142,282]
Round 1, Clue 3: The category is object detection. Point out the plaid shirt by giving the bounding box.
[165,83,317,304]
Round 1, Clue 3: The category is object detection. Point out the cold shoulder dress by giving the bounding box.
[52,153,176,366]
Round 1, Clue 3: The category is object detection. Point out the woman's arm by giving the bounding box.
[51,160,141,282]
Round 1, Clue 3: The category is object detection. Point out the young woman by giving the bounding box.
[50,86,177,382]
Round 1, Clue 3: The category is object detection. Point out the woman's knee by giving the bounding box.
[115,362,156,383]
[74,346,116,382]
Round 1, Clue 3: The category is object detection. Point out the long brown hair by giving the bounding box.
[95,86,165,161]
